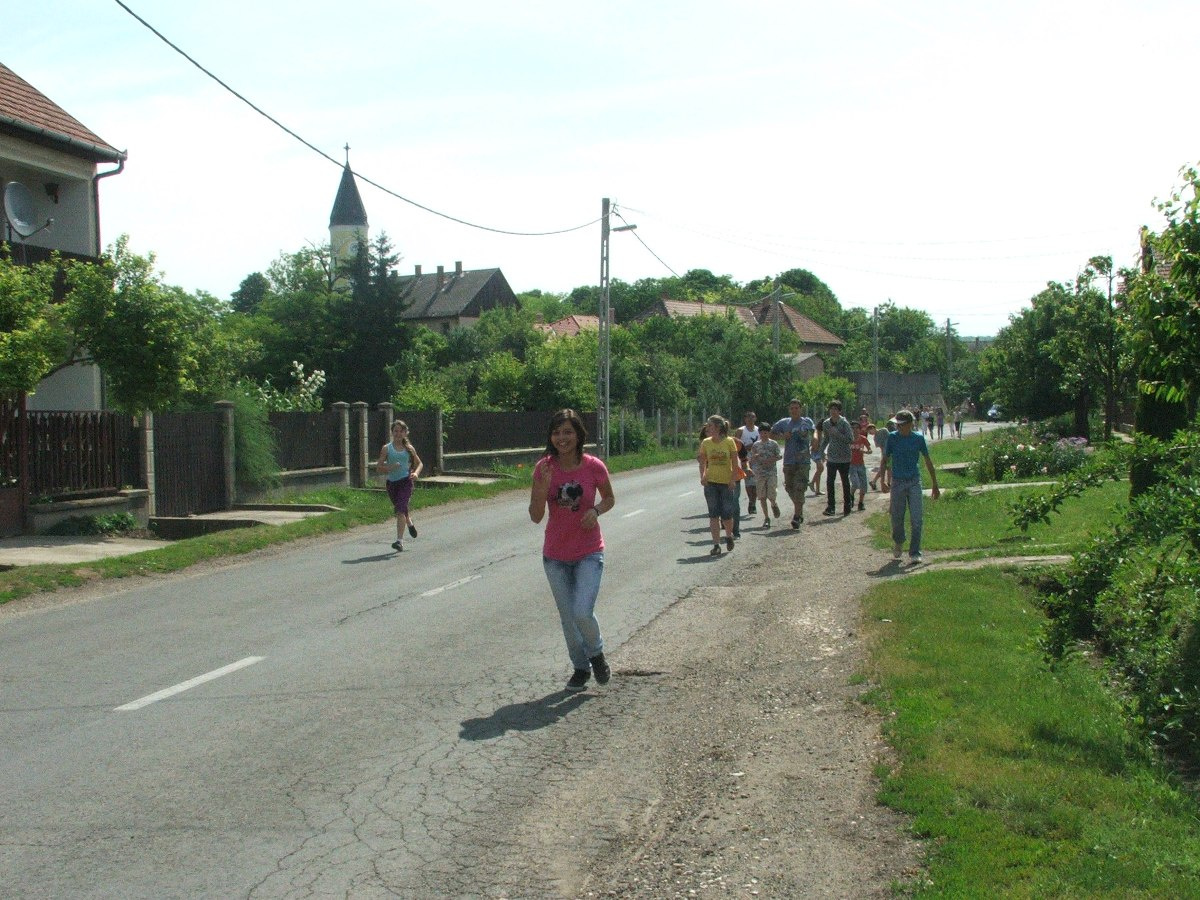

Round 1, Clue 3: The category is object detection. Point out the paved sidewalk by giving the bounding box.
[0,507,332,569]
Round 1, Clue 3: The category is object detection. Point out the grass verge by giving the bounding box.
[868,479,1127,556]
[863,569,1200,896]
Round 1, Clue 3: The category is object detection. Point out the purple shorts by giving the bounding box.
[386,476,414,515]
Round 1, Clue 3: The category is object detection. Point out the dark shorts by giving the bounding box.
[703,482,736,519]
[386,476,414,515]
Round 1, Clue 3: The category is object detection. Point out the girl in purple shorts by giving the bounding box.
[378,419,423,552]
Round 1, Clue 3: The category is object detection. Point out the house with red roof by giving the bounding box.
[534,314,600,338]
[1,61,126,410]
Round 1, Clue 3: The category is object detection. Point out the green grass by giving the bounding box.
[863,570,1200,896]
[869,479,1127,556]
[0,445,697,606]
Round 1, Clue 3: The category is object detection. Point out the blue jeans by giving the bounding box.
[889,477,925,556]
[543,552,605,671]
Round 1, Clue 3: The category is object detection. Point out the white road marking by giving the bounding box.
[421,574,482,597]
[115,656,264,711]
[678,490,696,497]
[622,509,645,518]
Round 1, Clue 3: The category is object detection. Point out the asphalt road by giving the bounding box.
[0,461,785,898]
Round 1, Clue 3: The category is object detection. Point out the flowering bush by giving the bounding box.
[239,361,326,412]
[972,427,1092,483]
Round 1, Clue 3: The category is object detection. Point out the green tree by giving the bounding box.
[475,352,526,410]
[65,237,239,411]
[0,250,69,394]
[1122,163,1200,494]
[980,292,1073,423]
[230,271,270,314]
[323,233,413,404]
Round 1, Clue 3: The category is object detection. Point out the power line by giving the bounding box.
[613,208,678,277]
[111,0,599,238]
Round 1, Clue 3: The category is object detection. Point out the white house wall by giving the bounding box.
[0,132,98,255]
[26,362,103,412]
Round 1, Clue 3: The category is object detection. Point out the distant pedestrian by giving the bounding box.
[881,409,940,563]
[698,415,739,555]
[528,409,615,692]
[772,399,815,529]
[936,407,945,440]
[748,422,783,527]
[818,400,855,516]
[378,419,423,552]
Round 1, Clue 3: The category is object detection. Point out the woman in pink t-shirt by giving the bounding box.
[529,409,616,693]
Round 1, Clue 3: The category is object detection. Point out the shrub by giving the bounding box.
[972,425,1092,484]
[43,512,137,536]
[1034,427,1200,764]
[230,391,279,495]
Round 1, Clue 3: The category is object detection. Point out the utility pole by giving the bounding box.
[945,318,957,406]
[598,198,611,459]
[597,199,636,460]
[872,306,880,416]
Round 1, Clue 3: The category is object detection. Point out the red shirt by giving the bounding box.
[850,430,871,465]
[535,453,609,561]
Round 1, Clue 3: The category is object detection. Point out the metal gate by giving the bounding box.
[153,410,226,517]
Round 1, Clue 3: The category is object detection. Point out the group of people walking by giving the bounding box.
[381,404,937,694]
[696,400,939,561]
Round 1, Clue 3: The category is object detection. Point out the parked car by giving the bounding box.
[986,404,1004,421]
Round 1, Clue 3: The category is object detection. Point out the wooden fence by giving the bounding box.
[3,403,700,533]
[26,410,140,498]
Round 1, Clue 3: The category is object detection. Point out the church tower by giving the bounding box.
[329,149,368,269]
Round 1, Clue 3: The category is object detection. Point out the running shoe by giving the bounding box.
[566,669,591,692]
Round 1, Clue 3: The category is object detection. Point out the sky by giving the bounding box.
[7,0,1198,337]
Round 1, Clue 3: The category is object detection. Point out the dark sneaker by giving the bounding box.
[857,501,865,511]
[893,542,903,559]
[843,506,852,516]
[565,669,591,692]
[391,541,403,552]
[772,502,781,517]
[407,523,418,538]
[725,535,735,551]
[763,518,770,528]
[824,507,835,516]
[791,515,800,529]
[748,502,756,514]
[590,653,611,685]
[710,544,722,556]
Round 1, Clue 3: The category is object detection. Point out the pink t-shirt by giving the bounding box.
[536,453,609,561]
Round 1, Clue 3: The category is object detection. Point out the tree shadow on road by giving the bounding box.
[459,690,592,741]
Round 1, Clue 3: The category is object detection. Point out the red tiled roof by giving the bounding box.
[535,314,600,337]
[0,62,124,163]
[650,298,759,328]
[752,301,844,347]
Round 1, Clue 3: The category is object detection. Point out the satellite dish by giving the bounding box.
[4,182,38,238]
